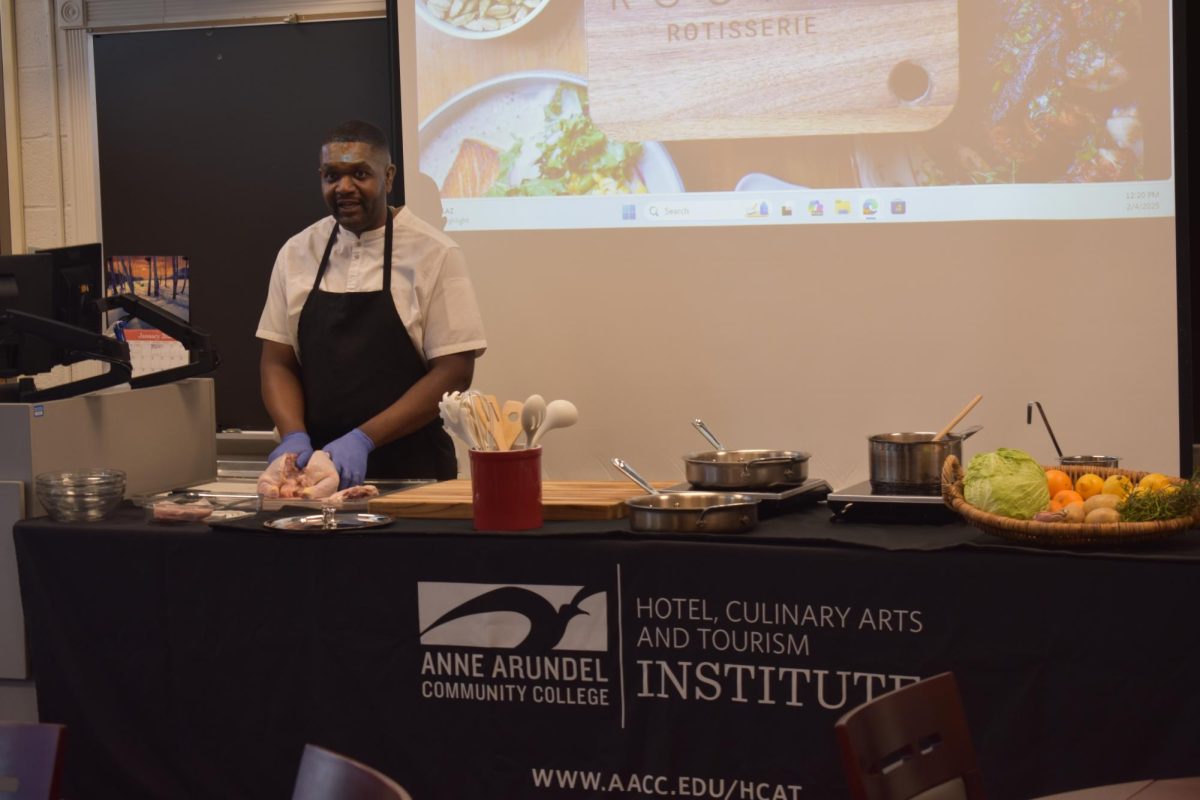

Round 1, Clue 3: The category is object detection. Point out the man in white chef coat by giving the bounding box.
[256,120,485,487]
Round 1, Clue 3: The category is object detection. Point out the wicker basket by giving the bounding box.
[941,455,1197,547]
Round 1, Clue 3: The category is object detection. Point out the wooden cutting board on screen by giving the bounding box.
[583,0,959,141]
[369,480,676,521]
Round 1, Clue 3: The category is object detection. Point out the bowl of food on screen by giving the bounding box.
[420,72,684,199]
[416,0,548,39]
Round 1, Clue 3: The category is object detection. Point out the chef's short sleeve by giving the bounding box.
[422,246,487,360]
[255,249,293,348]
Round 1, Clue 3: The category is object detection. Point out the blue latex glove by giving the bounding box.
[322,428,375,489]
[268,431,313,468]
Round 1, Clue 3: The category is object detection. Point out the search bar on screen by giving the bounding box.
[643,200,769,222]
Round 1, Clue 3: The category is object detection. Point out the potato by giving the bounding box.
[1061,502,1085,523]
[1083,493,1120,514]
[1085,507,1121,524]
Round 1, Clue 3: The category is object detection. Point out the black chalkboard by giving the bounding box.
[95,19,394,430]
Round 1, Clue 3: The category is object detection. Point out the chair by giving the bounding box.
[834,672,986,800]
[0,721,66,800]
[291,744,413,800]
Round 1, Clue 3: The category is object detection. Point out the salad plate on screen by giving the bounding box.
[420,71,684,201]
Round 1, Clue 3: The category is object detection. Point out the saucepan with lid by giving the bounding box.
[684,419,810,490]
[612,458,759,534]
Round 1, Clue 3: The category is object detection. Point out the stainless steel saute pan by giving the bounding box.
[612,458,758,534]
[684,419,809,490]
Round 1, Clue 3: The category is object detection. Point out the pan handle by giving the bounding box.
[691,419,725,450]
[746,455,805,467]
[956,424,983,441]
[611,458,659,495]
[1026,401,1064,459]
[696,503,754,530]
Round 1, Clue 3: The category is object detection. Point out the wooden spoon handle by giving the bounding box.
[932,394,982,442]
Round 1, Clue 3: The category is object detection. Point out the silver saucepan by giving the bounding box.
[684,419,810,490]
[612,458,758,534]
[868,425,982,495]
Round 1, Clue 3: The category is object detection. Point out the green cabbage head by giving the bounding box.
[963,448,1050,519]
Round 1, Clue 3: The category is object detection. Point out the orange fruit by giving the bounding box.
[1045,469,1073,498]
[1074,473,1104,500]
[1050,489,1085,511]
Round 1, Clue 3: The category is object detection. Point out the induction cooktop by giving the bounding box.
[826,480,959,523]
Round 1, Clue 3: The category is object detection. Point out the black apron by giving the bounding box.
[297,212,457,480]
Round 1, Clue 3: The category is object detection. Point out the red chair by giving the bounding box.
[834,672,986,800]
[0,721,66,800]
[291,744,413,800]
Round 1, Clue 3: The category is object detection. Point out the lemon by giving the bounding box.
[1075,473,1104,500]
[1138,472,1172,492]
[1101,474,1134,499]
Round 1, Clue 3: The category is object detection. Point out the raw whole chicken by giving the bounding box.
[256,450,377,504]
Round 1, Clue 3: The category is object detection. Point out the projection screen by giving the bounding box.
[395,0,1184,486]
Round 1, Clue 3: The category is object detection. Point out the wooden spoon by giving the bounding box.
[496,400,525,451]
[932,394,982,442]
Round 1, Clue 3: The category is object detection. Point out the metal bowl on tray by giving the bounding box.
[685,420,809,490]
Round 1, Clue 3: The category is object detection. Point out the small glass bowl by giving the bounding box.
[35,469,127,522]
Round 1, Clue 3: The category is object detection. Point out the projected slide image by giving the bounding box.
[412,0,1172,228]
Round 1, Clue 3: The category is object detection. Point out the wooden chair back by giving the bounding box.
[0,722,66,800]
[834,672,986,800]
[291,744,413,800]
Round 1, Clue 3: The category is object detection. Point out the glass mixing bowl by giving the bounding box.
[35,469,127,522]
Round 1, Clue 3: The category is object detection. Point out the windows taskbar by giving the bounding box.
[440,180,1175,232]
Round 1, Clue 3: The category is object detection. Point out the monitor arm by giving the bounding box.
[0,309,133,402]
[96,293,220,389]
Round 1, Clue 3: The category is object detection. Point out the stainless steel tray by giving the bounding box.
[263,512,394,531]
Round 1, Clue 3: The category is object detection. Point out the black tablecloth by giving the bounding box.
[14,503,1200,800]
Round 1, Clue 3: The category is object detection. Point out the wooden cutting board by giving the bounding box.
[584,0,959,141]
[369,480,676,521]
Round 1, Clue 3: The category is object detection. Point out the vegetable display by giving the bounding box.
[967,454,1200,527]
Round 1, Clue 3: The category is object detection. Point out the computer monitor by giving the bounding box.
[0,253,57,376]
[35,242,103,333]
